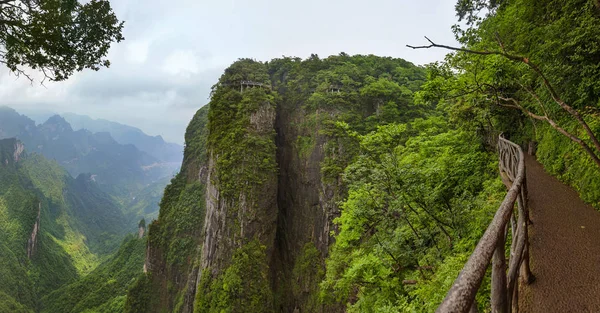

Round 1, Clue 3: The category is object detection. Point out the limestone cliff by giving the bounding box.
[128,55,426,313]
[27,203,41,259]
[0,138,25,165]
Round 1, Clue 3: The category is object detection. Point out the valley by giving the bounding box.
[0,108,182,313]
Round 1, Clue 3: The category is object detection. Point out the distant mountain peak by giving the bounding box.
[0,106,18,114]
[61,112,183,163]
[44,115,73,133]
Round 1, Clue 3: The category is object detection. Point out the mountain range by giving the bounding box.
[20,110,183,163]
[61,113,183,164]
[0,138,129,311]
[0,106,180,221]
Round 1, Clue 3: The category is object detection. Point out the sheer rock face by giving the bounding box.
[0,138,25,165]
[13,141,24,162]
[143,98,339,313]
[271,101,342,313]
[142,67,341,313]
[200,101,279,273]
[27,203,41,259]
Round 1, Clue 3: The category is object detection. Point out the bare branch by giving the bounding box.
[407,36,526,62]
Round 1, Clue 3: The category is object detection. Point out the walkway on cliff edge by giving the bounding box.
[520,154,600,312]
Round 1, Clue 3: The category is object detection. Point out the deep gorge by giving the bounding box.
[127,55,431,312]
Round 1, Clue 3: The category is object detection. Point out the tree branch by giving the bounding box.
[497,96,600,167]
[409,36,600,166]
[406,36,526,62]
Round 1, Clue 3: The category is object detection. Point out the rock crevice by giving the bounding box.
[27,203,41,259]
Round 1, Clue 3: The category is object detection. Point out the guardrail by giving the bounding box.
[437,135,533,312]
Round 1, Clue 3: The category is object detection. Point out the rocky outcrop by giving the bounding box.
[199,102,278,274]
[27,203,41,259]
[134,57,395,313]
[0,138,25,165]
[139,69,340,312]
[13,141,24,162]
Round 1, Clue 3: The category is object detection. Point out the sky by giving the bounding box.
[0,0,459,144]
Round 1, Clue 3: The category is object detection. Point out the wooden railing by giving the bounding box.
[437,135,533,313]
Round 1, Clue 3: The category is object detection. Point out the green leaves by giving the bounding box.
[322,118,503,311]
[1,0,124,81]
[195,241,273,313]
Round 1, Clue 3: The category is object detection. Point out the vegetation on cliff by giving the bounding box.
[128,52,508,312]
[126,106,210,313]
[128,1,600,311]
[320,118,505,311]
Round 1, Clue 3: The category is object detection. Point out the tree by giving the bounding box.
[0,0,124,82]
[408,0,600,168]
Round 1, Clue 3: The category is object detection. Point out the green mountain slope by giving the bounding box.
[0,107,178,222]
[125,176,172,223]
[0,138,129,312]
[41,234,146,313]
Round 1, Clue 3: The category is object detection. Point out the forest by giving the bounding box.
[128,0,600,312]
[1,0,599,312]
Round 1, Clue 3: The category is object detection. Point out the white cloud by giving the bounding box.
[0,0,459,144]
[127,40,151,64]
[163,50,199,76]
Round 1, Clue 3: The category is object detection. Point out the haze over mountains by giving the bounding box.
[16,109,183,163]
[0,106,181,222]
[0,106,184,312]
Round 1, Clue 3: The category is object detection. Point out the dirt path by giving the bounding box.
[520,155,600,312]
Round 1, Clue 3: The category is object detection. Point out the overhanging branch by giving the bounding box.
[408,36,600,166]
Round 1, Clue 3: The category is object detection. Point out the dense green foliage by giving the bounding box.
[0,0,124,81]
[112,1,600,311]
[321,118,504,311]
[21,154,127,258]
[41,235,146,313]
[422,0,600,208]
[127,53,512,312]
[195,240,273,313]
[208,59,278,201]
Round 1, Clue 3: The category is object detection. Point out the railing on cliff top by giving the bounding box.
[437,135,533,313]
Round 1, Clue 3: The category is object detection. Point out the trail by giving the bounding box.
[521,155,600,312]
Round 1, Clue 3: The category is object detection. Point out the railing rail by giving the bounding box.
[437,135,532,313]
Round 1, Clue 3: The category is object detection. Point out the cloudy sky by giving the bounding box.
[0,0,459,144]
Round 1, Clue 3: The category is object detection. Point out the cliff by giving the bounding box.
[127,54,427,312]
[26,203,41,259]
[0,138,24,165]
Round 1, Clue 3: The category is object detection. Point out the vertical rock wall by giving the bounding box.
[27,203,41,259]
